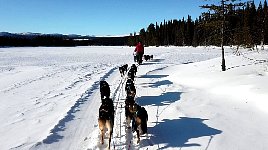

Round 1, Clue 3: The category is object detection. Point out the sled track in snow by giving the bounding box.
[108,69,129,149]
[31,64,150,149]
[107,64,154,150]
[31,67,118,148]
[85,67,129,150]
[87,66,138,149]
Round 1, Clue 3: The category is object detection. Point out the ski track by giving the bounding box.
[9,64,109,114]
[1,71,60,93]
[86,66,130,150]
[29,66,118,149]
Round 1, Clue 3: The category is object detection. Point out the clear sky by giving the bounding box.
[0,0,264,36]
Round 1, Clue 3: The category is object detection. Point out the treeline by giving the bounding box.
[128,0,268,47]
[0,35,75,47]
[90,37,129,46]
[0,35,129,47]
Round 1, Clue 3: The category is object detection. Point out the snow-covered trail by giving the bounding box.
[30,66,121,150]
[85,61,171,150]
[1,46,268,150]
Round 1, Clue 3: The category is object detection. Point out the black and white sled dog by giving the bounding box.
[125,78,136,98]
[100,80,110,100]
[119,64,128,77]
[98,97,114,149]
[144,55,150,61]
[143,55,153,61]
[127,68,135,81]
[130,64,137,75]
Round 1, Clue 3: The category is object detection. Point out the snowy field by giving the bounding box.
[0,46,268,150]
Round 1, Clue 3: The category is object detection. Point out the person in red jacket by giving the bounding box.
[134,41,144,65]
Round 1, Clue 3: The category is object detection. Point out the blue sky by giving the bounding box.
[0,0,264,36]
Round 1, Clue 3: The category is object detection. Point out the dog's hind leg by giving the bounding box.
[136,129,140,144]
[126,116,131,129]
[106,121,113,149]
[136,117,142,144]
[125,107,131,128]
[98,119,105,145]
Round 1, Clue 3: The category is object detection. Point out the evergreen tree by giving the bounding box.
[192,18,200,47]
[257,1,265,49]
[139,29,146,45]
[147,23,157,46]
[264,0,268,45]
[185,15,194,45]
[173,19,180,46]
[201,0,244,71]
[155,22,160,46]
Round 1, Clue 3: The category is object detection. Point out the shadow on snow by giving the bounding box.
[135,70,222,149]
[137,75,178,107]
[140,58,165,65]
[144,117,222,149]
[137,92,181,107]
[147,80,173,88]
[138,74,169,79]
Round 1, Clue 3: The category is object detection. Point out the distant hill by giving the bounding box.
[0,32,129,47]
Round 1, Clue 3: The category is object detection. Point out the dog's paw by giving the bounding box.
[137,139,140,144]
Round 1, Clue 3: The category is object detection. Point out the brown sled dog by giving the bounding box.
[128,103,148,144]
[98,97,114,149]
[125,96,135,129]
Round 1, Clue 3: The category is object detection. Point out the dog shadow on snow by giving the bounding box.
[135,74,222,149]
[137,91,180,106]
[147,79,173,88]
[136,77,176,106]
[136,94,222,149]
[141,59,165,65]
[138,74,169,79]
[143,117,222,149]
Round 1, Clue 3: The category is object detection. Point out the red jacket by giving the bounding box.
[134,42,144,54]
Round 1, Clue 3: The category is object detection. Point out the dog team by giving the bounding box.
[143,55,153,61]
[98,63,149,149]
[98,80,114,149]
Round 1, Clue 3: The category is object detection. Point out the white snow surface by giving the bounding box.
[0,46,268,150]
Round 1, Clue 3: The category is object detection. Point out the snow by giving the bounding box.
[0,46,268,150]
